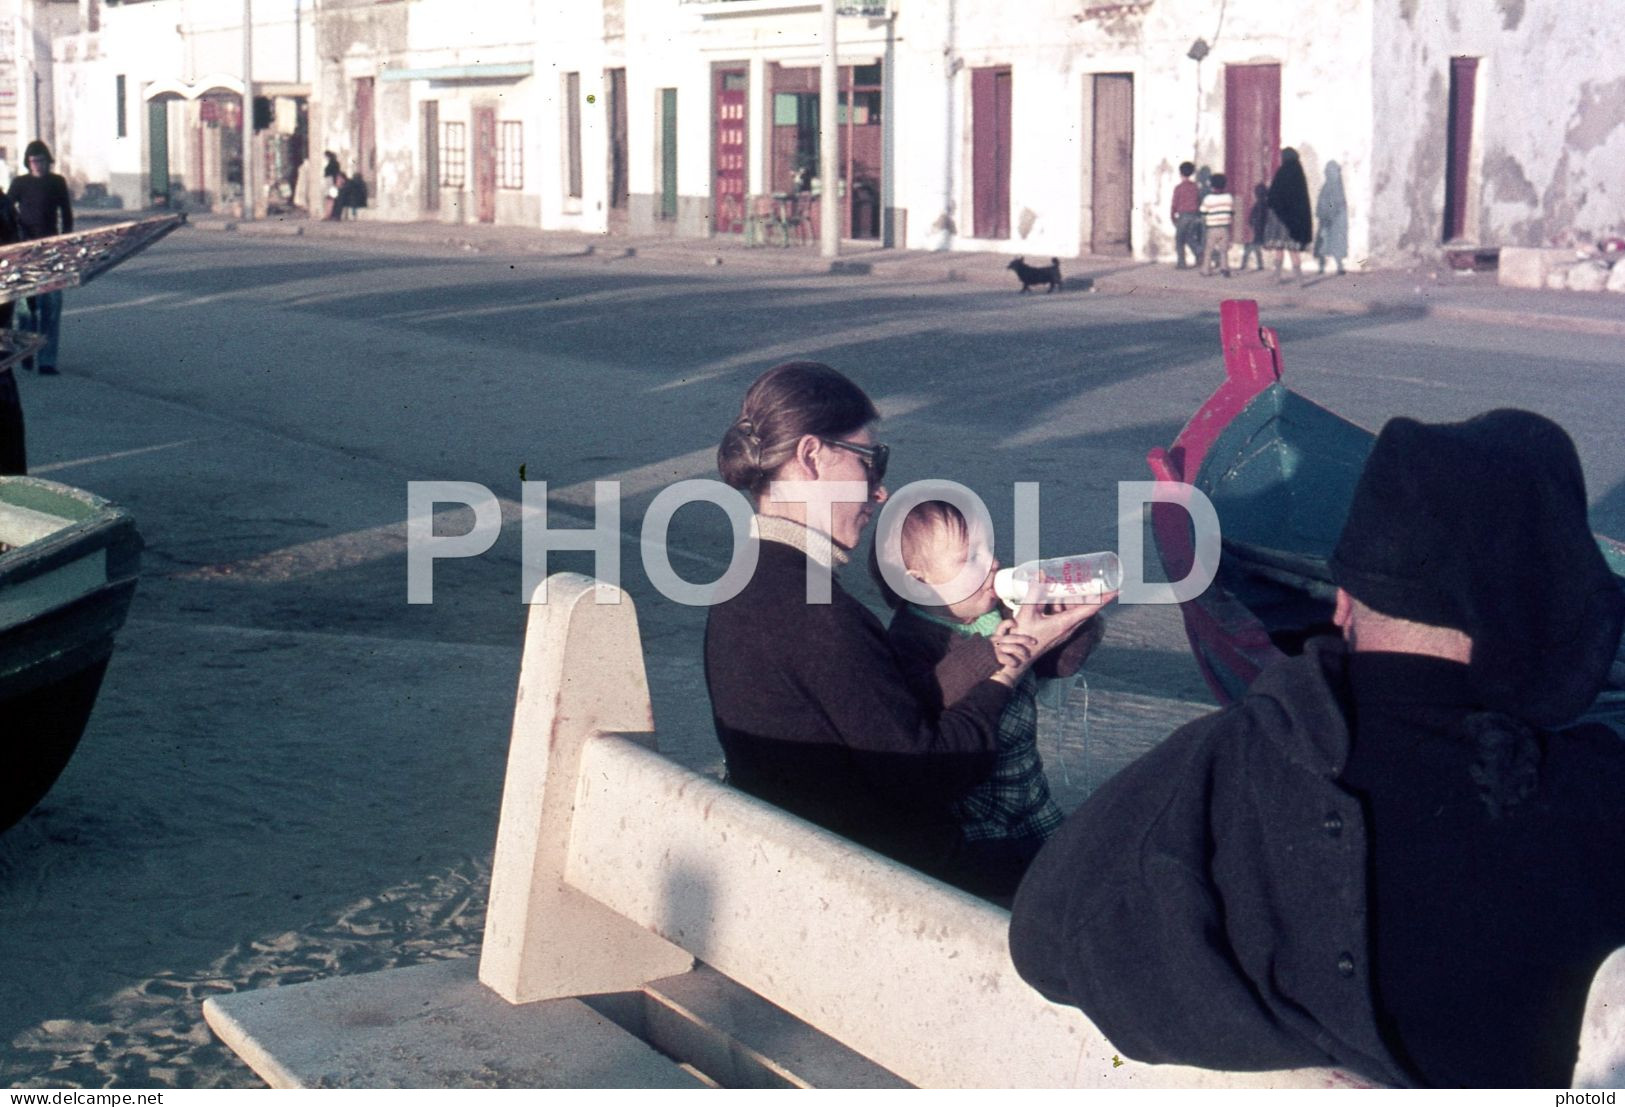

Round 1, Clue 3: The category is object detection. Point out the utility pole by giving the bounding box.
[242,0,255,220]
[819,0,838,258]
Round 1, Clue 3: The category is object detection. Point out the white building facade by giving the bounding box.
[37,0,1625,267]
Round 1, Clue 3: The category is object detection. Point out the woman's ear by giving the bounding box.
[792,433,823,479]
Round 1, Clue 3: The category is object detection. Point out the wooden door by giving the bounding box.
[607,68,629,231]
[1091,73,1134,255]
[1224,63,1280,243]
[972,66,1012,239]
[473,106,496,224]
[148,100,170,201]
[421,100,440,212]
[660,88,678,221]
[713,68,747,234]
[352,76,376,181]
[1444,56,1478,242]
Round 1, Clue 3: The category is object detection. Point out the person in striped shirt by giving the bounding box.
[1199,172,1235,277]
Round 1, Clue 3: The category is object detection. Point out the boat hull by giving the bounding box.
[1,477,141,832]
[1148,299,1625,733]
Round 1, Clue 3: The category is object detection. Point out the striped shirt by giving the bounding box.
[1200,190,1234,229]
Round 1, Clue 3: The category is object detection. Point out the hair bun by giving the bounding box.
[735,417,763,465]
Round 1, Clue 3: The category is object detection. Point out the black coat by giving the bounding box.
[1009,638,1406,1084]
[1267,159,1312,247]
[1009,636,1625,1087]
[704,533,1006,875]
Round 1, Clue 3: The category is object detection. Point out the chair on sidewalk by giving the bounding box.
[744,195,780,247]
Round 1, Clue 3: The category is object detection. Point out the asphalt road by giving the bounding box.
[3,229,1623,1087]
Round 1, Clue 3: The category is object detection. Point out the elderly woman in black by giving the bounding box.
[704,361,1098,898]
[1264,146,1313,283]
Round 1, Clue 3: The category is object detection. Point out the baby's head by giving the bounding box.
[871,500,1001,622]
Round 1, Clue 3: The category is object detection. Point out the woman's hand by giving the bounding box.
[1010,591,1117,658]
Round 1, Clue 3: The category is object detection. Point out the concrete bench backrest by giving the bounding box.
[476,573,1625,1089]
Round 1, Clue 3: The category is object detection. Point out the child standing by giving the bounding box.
[1241,183,1270,271]
[1170,161,1203,270]
[871,501,1106,901]
[1199,172,1234,277]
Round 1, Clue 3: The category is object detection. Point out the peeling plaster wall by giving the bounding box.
[316,0,537,225]
[315,0,409,219]
[1372,0,1625,262]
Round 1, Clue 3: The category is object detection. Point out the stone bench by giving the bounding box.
[203,573,1625,1088]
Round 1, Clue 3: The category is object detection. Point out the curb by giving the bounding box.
[176,218,1625,338]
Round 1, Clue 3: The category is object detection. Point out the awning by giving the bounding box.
[379,62,534,82]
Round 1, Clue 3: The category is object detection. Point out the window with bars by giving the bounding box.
[441,120,467,187]
[498,120,523,189]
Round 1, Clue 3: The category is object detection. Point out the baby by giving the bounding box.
[871,500,1105,899]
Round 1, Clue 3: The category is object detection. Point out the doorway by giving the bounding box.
[1090,73,1133,255]
[1223,63,1280,247]
[473,105,496,224]
[352,76,376,183]
[659,88,678,221]
[607,68,629,232]
[971,66,1012,240]
[148,100,170,203]
[1443,56,1478,242]
[713,67,747,234]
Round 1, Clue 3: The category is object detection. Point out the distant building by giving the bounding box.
[38,1,1625,266]
[51,0,312,214]
[1,0,78,183]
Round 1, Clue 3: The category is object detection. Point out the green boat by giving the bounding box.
[1,477,141,831]
[1148,299,1625,734]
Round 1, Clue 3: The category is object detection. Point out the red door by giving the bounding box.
[473,106,496,224]
[972,66,1012,239]
[352,76,376,181]
[1443,56,1478,242]
[713,68,747,234]
[1224,63,1280,244]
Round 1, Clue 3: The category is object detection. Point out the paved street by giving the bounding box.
[3,227,1624,1086]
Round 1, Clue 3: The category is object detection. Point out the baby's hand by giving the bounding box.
[990,623,1038,686]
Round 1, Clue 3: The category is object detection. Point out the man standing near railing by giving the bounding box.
[8,140,75,376]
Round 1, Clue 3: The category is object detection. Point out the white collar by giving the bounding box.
[751,514,849,571]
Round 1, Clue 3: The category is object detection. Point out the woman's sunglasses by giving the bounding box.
[820,438,890,489]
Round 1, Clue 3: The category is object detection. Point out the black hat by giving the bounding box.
[1329,409,1624,728]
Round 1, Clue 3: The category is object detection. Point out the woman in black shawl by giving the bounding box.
[1263,147,1312,282]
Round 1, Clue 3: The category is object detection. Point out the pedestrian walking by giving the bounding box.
[7,140,73,375]
[1240,183,1270,271]
[1264,147,1313,283]
[1171,161,1203,269]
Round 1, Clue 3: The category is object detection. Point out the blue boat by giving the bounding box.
[1148,299,1625,733]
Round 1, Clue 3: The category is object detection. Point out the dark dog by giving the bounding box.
[1007,256,1062,293]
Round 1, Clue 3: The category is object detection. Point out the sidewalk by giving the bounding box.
[171,209,1625,338]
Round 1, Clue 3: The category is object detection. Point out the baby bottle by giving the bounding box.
[994,552,1123,606]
